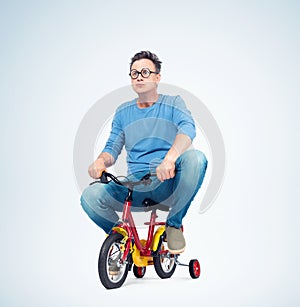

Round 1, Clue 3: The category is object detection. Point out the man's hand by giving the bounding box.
[156,134,192,182]
[88,152,114,179]
[156,159,176,182]
[88,158,106,179]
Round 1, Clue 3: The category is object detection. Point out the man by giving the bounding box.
[81,50,207,254]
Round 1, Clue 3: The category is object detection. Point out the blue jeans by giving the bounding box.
[80,149,207,233]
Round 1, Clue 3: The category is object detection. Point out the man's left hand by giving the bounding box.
[156,159,176,182]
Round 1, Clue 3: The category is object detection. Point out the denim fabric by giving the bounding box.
[80,149,207,233]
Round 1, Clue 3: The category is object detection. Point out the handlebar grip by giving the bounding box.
[100,170,109,184]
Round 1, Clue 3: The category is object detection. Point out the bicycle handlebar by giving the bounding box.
[91,170,155,189]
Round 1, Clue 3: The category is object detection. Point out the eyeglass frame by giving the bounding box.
[129,68,159,79]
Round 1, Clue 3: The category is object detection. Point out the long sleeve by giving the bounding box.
[172,95,196,141]
[102,111,125,161]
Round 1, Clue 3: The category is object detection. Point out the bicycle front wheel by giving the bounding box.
[98,232,129,289]
[153,232,176,279]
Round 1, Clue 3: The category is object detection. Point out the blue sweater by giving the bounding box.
[102,94,196,174]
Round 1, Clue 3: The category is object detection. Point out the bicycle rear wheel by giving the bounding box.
[133,265,146,278]
[98,232,129,289]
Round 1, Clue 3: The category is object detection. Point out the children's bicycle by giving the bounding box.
[94,171,201,289]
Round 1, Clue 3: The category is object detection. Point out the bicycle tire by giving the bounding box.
[98,232,129,289]
[133,265,146,278]
[153,232,176,278]
[189,259,201,279]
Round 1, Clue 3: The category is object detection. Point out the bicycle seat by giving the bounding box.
[142,198,170,212]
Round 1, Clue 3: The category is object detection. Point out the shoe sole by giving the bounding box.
[167,247,185,254]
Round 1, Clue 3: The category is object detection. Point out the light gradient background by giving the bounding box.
[1,0,299,306]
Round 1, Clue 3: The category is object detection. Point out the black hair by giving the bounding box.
[130,50,162,73]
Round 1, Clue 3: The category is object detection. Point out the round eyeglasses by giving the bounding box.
[129,68,158,79]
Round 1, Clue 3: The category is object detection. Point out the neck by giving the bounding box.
[137,92,159,108]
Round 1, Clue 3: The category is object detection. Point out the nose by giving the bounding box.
[136,72,143,81]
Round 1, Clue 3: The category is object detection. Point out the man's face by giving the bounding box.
[130,59,161,95]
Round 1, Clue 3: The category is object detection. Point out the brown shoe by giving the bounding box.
[108,261,120,276]
[108,252,121,276]
[166,226,186,254]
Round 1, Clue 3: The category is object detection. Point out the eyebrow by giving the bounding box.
[131,67,152,71]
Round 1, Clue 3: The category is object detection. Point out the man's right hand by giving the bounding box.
[88,158,106,179]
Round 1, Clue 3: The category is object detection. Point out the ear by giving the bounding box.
[156,73,161,84]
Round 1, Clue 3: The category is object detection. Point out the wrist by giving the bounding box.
[97,152,114,167]
[163,156,176,164]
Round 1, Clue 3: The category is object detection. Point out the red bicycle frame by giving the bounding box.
[114,198,165,263]
[98,171,167,264]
